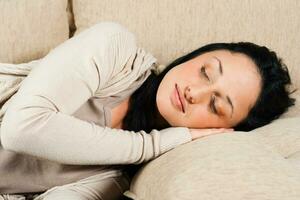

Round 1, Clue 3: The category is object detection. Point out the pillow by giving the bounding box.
[124,117,300,200]
[249,117,300,160]
[0,0,69,63]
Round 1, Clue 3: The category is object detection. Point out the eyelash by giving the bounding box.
[201,66,218,115]
[201,66,210,81]
[211,95,218,115]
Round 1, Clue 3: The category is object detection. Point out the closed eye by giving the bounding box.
[201,66,210,81]
[210,95,219,115]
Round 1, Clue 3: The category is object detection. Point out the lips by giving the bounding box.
[175,83,185,113]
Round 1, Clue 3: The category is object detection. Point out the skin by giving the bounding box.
[156,49,262,129]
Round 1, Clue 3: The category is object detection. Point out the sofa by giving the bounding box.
[0,0,299,199]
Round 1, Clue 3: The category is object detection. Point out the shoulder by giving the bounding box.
[77,21,136,46]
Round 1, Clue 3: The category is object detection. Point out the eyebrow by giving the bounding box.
[213,56,223,75]
[213,56,234,118]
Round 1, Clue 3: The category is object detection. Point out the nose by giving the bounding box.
[184,85,213,104]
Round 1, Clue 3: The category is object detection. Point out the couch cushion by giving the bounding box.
[0,0,69,63]
[72,0,300,109]
[124,117,300,200]
[250,117,300,162]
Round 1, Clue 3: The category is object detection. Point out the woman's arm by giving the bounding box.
[0,22,192,165]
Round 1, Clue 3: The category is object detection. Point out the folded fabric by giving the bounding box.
[0,59,41,122]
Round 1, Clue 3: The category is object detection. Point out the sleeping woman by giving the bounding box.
[0,22,296,200]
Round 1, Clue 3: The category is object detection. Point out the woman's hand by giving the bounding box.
[189,128,234,140]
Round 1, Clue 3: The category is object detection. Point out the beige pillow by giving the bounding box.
[0,0,69,63]
[124,117,300,200]
[249,117,300,160]
[72,0,300,96]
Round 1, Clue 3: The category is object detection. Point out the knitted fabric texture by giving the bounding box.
[0,59,41,122]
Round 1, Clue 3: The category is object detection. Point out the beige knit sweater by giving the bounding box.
[0,22,192,193]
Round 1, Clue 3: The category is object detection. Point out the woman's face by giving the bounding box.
[156,49,262,128]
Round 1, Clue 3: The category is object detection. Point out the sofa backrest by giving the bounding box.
[0,0,69,64]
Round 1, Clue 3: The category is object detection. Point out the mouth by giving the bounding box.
[175,83,185,113]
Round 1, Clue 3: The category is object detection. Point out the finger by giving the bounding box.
[202,129,226,136]
[209,129,233,135]
[213,128,229,133]
[217,128,234,132]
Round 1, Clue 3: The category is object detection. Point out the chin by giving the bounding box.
[156,81,179,126]
[159,109,180,127]
[156,99,172,124]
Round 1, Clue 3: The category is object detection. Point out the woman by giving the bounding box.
[0,22,296,199]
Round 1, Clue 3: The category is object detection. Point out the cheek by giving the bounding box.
[186,106,210,126]
[187,106,226,128]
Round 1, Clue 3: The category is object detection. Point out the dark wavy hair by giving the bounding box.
[122,42,297,178]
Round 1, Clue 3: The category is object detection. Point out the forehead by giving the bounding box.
[193,49,255,66]
[191,49,260,80]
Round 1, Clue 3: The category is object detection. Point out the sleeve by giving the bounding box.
[0,22,192,165]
